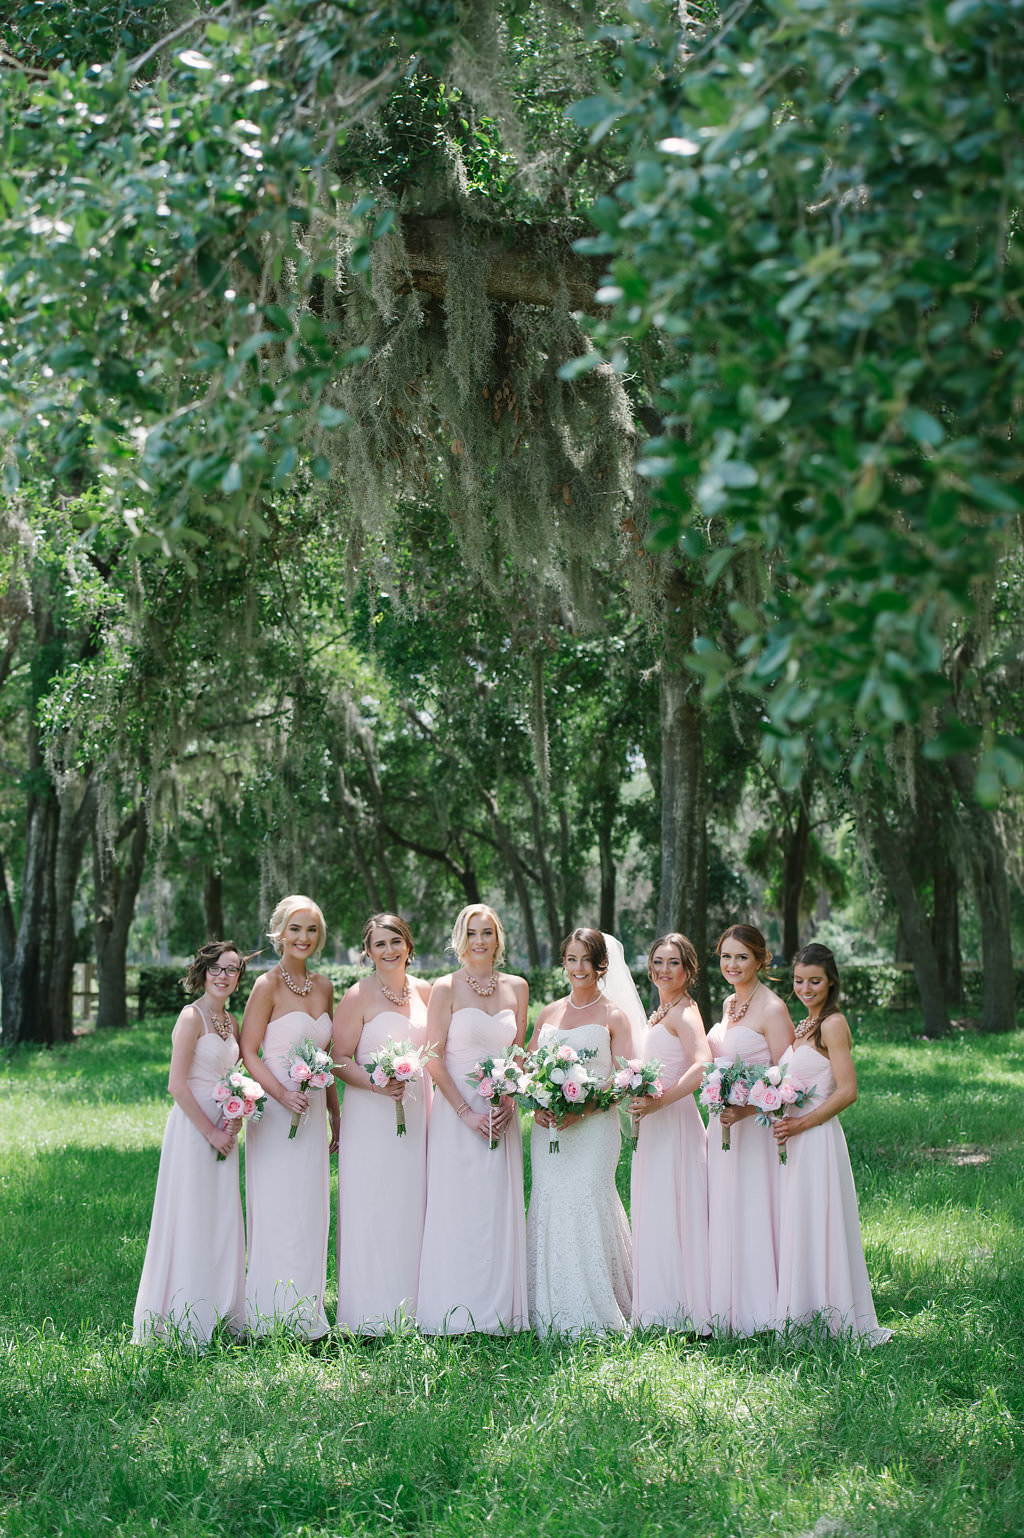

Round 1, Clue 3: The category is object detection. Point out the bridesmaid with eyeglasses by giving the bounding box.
[132,941,248,1345]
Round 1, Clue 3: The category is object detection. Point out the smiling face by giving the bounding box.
[281,909,321,968]
[793,961,830,1015]
[205,948,243,1002]
[650,941,688,992]
[367,923,411,974]
[464,912,499,969]
[718,940,760,990]
[563,945,598,992]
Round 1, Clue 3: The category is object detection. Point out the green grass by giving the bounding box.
[1,1016,1022,1537]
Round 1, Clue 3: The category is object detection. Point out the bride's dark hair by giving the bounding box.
[560,927,608,977]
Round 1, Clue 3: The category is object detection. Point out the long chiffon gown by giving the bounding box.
[132,1027,245,1344]
[774,1042,891,1343]
[416,1007,527,1334]
[337,1010,430,1333]
[527,1022,632,1337]
[244,1010,332,1339]
[706,1019,781,1334]
[630,1021,711,1332]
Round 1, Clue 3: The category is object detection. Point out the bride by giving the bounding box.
[526,927,637,1336]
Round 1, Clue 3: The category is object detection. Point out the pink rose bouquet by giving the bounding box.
[612,1056,665,1151]
[363,1036,437,1136]
[466,1055,527,1149]
[210,1063,266,1159]
[517,1041,602,1153]
[699,1057,756,1151]
[283,1038,336,1139]
[747,1063,815,1164]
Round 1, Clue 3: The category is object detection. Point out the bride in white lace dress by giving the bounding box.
[526,928,635,1336]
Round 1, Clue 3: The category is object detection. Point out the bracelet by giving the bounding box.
[455,1101,470,1118]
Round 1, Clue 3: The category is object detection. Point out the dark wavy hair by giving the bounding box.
[181,941,247,996]
[792,943,841,1047]
[647,932,699,991]
[715,923,771,970]
[560,927,608,976]
[361,912,416,963]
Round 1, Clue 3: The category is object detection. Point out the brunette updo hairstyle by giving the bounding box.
[647,931,699,991]
[362,912,415,963]
[181,941,247,996]
[560,927,608,977]
[792,943,841,1044]
[266,894,326,958]
[715,923,772,971]
[450,905,507,967]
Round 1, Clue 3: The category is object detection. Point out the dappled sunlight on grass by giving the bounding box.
[2,1020,1023,1536]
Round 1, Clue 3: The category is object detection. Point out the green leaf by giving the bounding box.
[902,407,944,446]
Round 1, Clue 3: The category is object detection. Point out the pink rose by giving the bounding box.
[613,1069,632,1090]
[243,1098,256,1116]
[223,1094,245,1118]
[212,1083,230,1103]
[757,1083,783,1113]
[310,1071,331,1089]
[701,1081,723,1107]
[766,1064,783,1086]
[627,1059,643,1072]
[556,1044,575,1061]
[727,1081,749,1106]
[290,1061,312,1083]
[652,1078,664,1096]
[370,1065,390,1088]
[477,1077,495,1099]
[393,1058,416,1081]
[779,1081,798,1104]
[562,1079,583,1103]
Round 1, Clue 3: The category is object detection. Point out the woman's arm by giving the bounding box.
[240,975,308,1115]
[167,1006,236,1156]
[774,1014,857,1147]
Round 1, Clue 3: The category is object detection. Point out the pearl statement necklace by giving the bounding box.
[795,1011,827,1039]
[567,991,601,1011]
[463,969,498,998]
[727,980,760,1023]
[648,992,687,1028]
[200,1002,232,1040]
[279,966,313,997]
[378,975,410,1007]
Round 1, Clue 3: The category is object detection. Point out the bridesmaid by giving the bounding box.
[241,895,339,1340]
[416,904,529,1335]
[332,913,432,1334]
[630,931,713,1333]
[707,923,794,1334]
[526,928,634,1337]
[772,944,890,1343]
[132,941,247,1344]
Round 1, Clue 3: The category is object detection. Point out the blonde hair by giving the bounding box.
[267,895,327,958]
[450,904,507,967]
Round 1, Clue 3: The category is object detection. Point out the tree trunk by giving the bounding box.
[203,863,224,940]
[94,806,149,1029]
[867,806,950,1036]
[947,755,1015,1031]
[930,844,962,1006]
[780,792,811,961]
[597,802,616,935]
[656,575,709,1022]
[526,782,561,963]
[484,793,540,968]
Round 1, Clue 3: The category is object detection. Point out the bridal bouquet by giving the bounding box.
[210,1064,266,1160]
[364,1036,437,1136]
[699,1058,755,1151]
[612,1056,665,1151]
[466,1055,527,1149]
[747,1063,815,1165]
[284,1038,336,1138]
[517,1041,603,1153]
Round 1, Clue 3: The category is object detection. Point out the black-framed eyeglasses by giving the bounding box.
[208,963,242,978]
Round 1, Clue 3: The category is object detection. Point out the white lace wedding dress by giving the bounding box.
[526,1021,632,1336]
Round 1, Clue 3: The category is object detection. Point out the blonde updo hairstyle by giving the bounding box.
[647,931,699,991]
[450,904,507,968]
[361,912,415,963]
[267,894,327,959]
